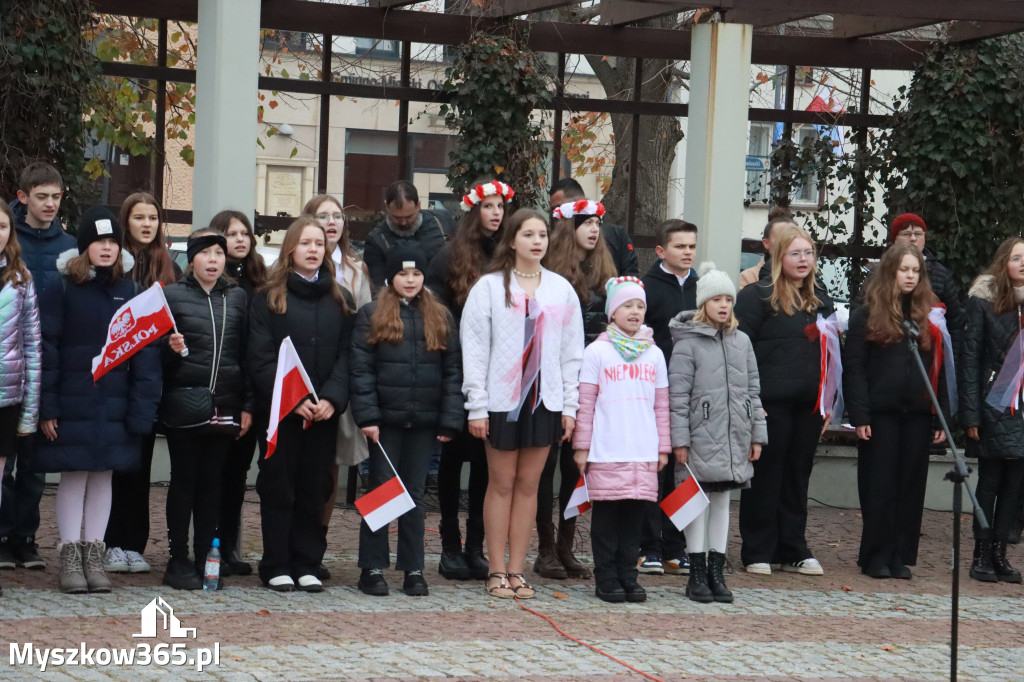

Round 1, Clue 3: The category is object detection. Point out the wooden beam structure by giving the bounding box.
[469,0,581,18]
[948,20,1024,42]
[832,15,936,39]
[600,0,685,27]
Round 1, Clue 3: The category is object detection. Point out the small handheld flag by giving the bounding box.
[91,283,176,381]
[265,337,317,459]
[660,464,710,531]
[563,475,591,519]
[355,441,417,531]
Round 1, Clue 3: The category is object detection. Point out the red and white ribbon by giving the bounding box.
[460,181,515,212]
[928,305,958,416]
[552,200,605,220]
[813,311,848,423]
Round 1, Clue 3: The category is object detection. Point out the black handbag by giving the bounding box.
[160,296,227,430]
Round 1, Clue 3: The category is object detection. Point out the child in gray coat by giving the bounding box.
[668,263,767,604]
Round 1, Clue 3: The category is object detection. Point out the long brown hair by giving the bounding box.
[980,237,1024,315]
[543,216,617,300]
[368,279,451,350]
[489,207,548,307]
[863,243,934,349]
[768,225,821,315]
[118,192,177,286]
[262,217,349,315]
[210,209,268,288]
[0,202,30,287]
[447,199,505,307]
[301,194,367,288]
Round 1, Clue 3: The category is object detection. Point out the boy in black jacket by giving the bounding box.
[637,219,698,576]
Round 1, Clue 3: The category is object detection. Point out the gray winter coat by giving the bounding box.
[668,311,767,487]
[0,273,41,433]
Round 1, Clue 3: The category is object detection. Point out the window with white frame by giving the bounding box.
[746,122,821,205]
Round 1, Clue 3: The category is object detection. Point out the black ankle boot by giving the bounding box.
[163,557,202,590]
[686,553,713,603]
[992,540,1022,583]
[706,551,733,603]
[463,518,489,580]
[438,518,470,580]
[969,539,997,582]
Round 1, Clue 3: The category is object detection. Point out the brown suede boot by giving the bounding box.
[557,518,592,579]
[533,521,567,579]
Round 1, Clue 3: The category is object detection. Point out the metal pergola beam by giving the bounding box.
[948,20,1024,42]
[600,0,684,27]
[470,0,582,18]
[657,0,1024,23]
[832,15,936,39]
[720,11,818,26]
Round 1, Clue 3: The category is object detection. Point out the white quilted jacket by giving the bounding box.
[460,270,584,420]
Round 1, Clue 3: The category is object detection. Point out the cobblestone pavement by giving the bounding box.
[1,485,1022,681]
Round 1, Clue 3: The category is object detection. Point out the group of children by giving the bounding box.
[1,163,1018,604]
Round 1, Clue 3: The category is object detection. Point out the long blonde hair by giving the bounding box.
[261,217,350,314]
[768,225,821,315]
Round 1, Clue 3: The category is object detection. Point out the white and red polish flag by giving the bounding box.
[91,283,176,382]
[355,442,417,531]
[265,336,316,459]
[660,465,710,531]
[563,475,591,519]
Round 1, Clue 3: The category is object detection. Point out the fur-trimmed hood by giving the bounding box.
[968,274,996,302]
[55,248,135,278]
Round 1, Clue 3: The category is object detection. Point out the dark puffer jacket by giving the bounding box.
[35,250,162,473]
[922,246,964,354]
[349,298,463,437]
[10,198,77,302]
[601,222,639,277]
[735,279,835,404]
[161,273,252,424]
[248,268,354,411]
[642,261,698,363]
[843,302,946,427]
[364,209,454,287]
[959,275,1024,459]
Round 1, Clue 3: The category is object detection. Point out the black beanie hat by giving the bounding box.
[77,206,123,254]
[385,243,428,284]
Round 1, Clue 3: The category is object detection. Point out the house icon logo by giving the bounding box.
[133,596,197,639]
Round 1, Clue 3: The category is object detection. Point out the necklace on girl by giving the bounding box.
[513,268,541,278]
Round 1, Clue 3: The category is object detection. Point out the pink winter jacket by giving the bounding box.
[573,332,671,502]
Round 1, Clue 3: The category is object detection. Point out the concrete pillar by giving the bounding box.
[683,22,753,279]
[192,0,261,229]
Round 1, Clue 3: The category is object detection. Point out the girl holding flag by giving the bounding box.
[844,243,948,580]
[573,276,670,603]
[350,243,463,597]
[37,207,162,594]
[460,208,584,599]
[248,217,353,593]
[159,229,251,590]
[961,237,1024,583]
[669,264,766,603]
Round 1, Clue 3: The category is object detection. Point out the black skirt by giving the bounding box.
[487,384,562,451]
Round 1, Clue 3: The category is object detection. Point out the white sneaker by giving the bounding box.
[124,550,151,573]
[103,547,130,573]
[744,562,772,575]
[296,574,324,593]
[782,558,824,575]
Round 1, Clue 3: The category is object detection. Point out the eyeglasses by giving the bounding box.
[784,249,815,260]
[1010,256,1024,264]
[899,230,925,239]
[315,213,344,223]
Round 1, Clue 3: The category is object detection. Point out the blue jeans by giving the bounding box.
[0,436,46,542]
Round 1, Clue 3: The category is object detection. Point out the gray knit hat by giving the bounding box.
[695,261,736,309]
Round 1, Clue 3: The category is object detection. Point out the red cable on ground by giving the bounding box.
[514,596,666,682]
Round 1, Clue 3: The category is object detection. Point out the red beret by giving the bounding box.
[889,213,926,243]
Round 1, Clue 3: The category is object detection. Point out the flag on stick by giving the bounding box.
[265,336,316,459]
[660,465,710,531]
[563,475,591,519]
[91,283,176,381]
[355,441,417,531]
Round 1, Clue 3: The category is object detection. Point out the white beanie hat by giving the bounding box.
[696,261,736,309]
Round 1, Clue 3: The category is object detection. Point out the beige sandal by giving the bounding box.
[507,572,535,599]
[486,572,515,599]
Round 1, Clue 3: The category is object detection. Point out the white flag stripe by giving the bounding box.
[362,489,417,532]
[667,494,709,531]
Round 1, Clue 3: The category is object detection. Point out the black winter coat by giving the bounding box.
[248,269,354,412]
[959,275,1024,459]
[161,274,252,424]
[601,222,639,277]
[642,261,697,363]
[35,251,162,473]
[843,303,946,427]
[922,246,964,355]
[735,279,835,404]
[349,299,464,436]
[364,209,454,287]
[10,199,78,303]
[224,259,263,300]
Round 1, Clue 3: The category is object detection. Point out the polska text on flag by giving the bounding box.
[265,336,316,459]
[563,475,591,519]
[91,283,176,382]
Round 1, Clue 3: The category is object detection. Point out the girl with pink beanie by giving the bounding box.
[573,276,671,603]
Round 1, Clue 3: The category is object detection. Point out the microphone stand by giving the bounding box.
[903,319,988,682]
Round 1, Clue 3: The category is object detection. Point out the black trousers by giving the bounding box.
[358,426,435,572]
[591,500,644,584]
[219,423,261,553]
[437,427,487,548]
[740,400,822,566]
[638,455,687,559]
[166,432,230,561]
[974,457,1024,541]
[105,431,156,553]
[536,440,579,524]
[0,435,45,542]
[256,415,337,581]
[856,412,932,567]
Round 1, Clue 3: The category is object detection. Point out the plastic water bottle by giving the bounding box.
[203,538,221,591]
